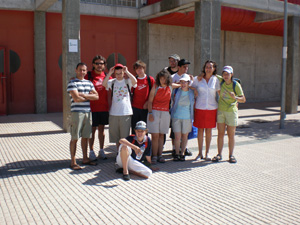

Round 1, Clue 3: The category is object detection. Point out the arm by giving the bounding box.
[69,90,86,102]
[148,85,156,122]
[123,66,137,87]
[102,67,114,89]
[79,89,99,101]
[119,138,141,156]
[171,83,181,89]
[188,86,198,98]
[227,91,246,103]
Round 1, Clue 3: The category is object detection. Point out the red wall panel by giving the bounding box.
[0,10,34,114]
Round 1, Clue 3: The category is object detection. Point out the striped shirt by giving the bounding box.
[67,78,95,112]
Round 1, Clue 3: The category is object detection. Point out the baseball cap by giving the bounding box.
[178,59,191,67]
[169,54,180,61]
[135,121,147,130]
[114,63,124,69]
[223,66,233,74]
[179,73,190,82]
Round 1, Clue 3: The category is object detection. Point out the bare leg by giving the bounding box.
[89,127,97,150]
[205,128,212,157]
[217,123,226,156]
[180,133,189,156]
[151,133,159,157]
[70,139,78,166]
[81,138,89,163]
[158,133,165,156]
[98,125,105,149]
[227,126,236,157]
[174,132,181,155]
[120,145,130,175]
[197,128,204,158]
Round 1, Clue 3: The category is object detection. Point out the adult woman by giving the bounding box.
[147,69,179,163]
[170,74,195,161]
[212,66,246,163]
[192,60,220,161]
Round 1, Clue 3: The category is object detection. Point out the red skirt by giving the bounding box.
[194,109,217,129]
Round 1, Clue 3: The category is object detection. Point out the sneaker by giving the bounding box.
[98,149,107,160]
[185,148,192,156]
[89,150,97,161]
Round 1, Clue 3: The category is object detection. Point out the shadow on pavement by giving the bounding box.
[236,119,300,140]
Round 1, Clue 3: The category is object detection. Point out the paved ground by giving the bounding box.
[0,102,300,224]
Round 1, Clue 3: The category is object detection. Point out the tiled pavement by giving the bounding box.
[0,102,300,224]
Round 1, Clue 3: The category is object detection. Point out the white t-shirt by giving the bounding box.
[192,76,220,110]
[106,78,136,116]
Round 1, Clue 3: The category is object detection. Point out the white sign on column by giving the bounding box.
[69,39,78,52]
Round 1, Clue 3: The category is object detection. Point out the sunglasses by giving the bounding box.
[94,62,105,65]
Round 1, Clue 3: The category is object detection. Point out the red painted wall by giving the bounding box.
[0,10,34,114]
[46,13,137,112]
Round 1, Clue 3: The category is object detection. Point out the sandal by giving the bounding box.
[157,155,165,163]
[195,154,204,161]
[173,154,179,161]
[82,160,97,166]
[151,156,157,164]
[212,154,222,162]
[70,164,82,170]
[229,156,237,163]
[179,155,185,161]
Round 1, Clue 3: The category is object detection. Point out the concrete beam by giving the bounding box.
[139,0,300,19]
[220,0,300,16]
[254,12,283,23]
[0,0,34,10]
[35,0,58,11]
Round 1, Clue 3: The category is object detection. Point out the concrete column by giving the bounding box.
[285,16,299,114]
[194,0,221,75]
[62,0,81,131]
[137,19,149,74]
[34,11,47,114]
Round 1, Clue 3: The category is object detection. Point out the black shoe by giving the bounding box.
[123,174,130,181]
[185,148,192,156]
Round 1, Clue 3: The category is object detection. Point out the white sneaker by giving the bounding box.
[89,150,97,161]
[98,149,107,160]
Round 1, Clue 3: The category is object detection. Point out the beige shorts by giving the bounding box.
[217,110,238,126]
[70,112,92,140]
[172,118,192,134]
[147,110,170,134]
[109,115,131,143]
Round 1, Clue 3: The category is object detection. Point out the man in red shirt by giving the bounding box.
[85,55,111,160]
[131,60,155,134]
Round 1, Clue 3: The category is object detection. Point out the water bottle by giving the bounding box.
[136,144,145,160]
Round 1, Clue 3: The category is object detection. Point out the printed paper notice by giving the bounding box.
[69,39,78,52]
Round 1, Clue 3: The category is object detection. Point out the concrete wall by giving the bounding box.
[148,23,297,103]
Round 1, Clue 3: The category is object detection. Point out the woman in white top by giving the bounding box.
[192,60,220,160]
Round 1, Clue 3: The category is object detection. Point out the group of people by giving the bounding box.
[67,54,246,181]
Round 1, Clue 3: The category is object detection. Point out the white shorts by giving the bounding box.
[116,145,152,178]
[147,110,170,134]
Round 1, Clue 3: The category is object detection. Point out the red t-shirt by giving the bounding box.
[152,86,172,112]
[84,70,111,112]
[132,75,155,109]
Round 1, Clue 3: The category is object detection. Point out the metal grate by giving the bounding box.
[80,0,138,8]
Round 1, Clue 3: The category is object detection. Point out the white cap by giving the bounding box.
[179,73,190,82]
